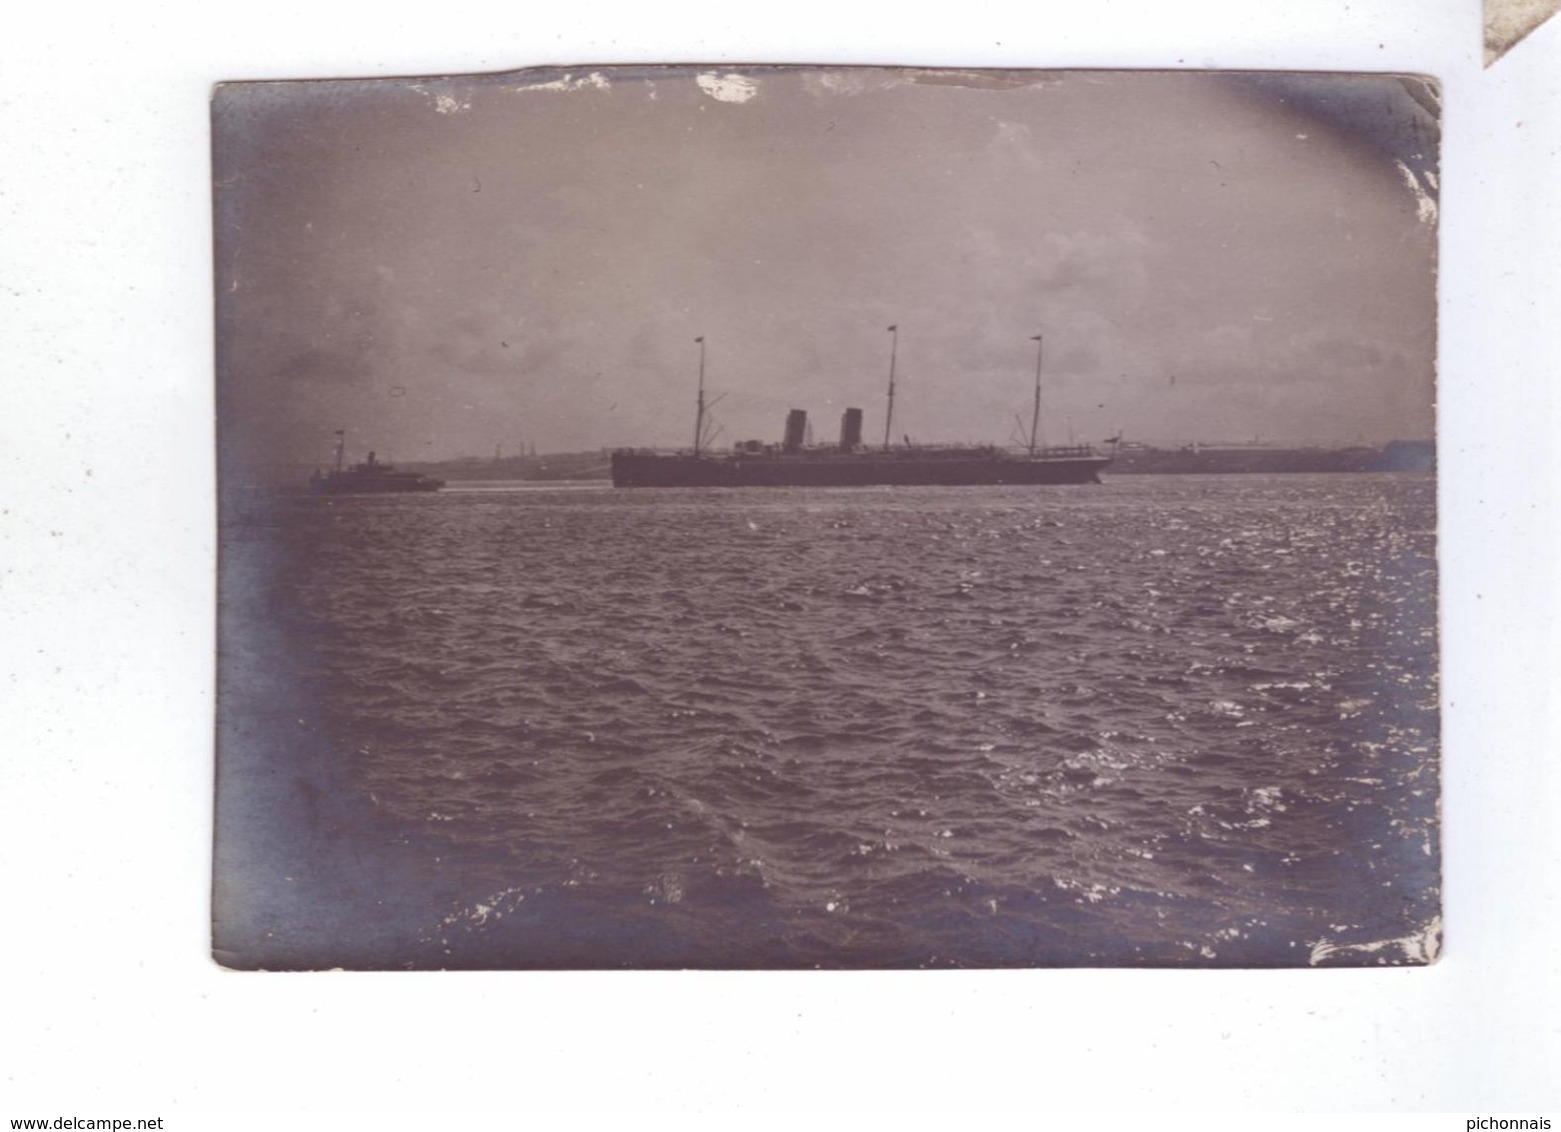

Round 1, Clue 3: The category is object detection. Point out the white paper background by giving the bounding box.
[3,0,1558,1117]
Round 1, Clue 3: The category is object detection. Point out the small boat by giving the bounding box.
[309,432,444,495]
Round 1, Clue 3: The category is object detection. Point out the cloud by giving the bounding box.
[214,67,1437,469]
[1029,226,1152,296]
[269,346,376,388]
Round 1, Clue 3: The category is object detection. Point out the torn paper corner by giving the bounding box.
[1484,0,1561,66]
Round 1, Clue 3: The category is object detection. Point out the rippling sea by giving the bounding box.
[215,474,1439,968]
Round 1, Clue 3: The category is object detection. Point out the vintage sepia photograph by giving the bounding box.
[214,65,1440,969]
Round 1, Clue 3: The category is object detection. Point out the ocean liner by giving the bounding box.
[309,432,445,494]
[611,331,1111,489]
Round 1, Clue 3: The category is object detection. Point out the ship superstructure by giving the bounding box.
[309,432,445,494]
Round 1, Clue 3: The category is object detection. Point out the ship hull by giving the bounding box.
[310,443,445,494]
[611,451,1109,488]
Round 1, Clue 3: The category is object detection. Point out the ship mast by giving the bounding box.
[693,336,706,456]
[883,324,898,450]
[1028,334,1043,457]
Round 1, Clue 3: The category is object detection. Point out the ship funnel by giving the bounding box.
[783,409,807,453]
[839,407,863,451]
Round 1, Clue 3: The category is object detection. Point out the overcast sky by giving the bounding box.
[214,66,1438,471]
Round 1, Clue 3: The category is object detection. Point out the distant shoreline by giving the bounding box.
[398,440,1435,483]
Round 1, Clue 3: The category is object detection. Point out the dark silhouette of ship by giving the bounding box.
[611,330,1111,488]
[309,432,445,494]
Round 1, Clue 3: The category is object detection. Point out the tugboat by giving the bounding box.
[309,431,445,494]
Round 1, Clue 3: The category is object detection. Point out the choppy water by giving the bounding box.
[215,474,1439,968]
